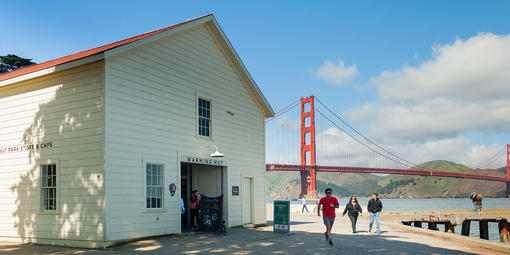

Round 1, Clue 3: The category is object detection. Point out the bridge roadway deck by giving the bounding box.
[266,164,510,182]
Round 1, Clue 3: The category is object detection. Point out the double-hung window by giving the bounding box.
[41,164,57,211]
[198,98,211,137]
[146,163,164,209]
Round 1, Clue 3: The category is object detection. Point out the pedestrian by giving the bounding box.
[476,193,483,213]
[343,196,363,233]
[181,197,185,215]
[317,188,339,246]
[190,190,200,230]
[301,195,309,213]
[367,193,383,234]
[470,192,477,212]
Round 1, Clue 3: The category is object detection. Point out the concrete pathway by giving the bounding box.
[0,212,506,254]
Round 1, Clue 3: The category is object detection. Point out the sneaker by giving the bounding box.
[329,239,333,246]
[368,229,371,233]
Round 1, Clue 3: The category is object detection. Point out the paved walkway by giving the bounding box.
[0,212,506,254]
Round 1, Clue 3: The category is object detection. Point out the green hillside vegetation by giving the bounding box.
[266,160,507,199]
[410,160,469,172]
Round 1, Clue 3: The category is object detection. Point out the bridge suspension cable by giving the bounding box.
[315,97,419,168]
[265,98,300,123]
[266,96,508,173]
[314,108,413,169]
[474,149,506,169]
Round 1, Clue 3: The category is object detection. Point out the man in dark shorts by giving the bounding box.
[317,188,339,245]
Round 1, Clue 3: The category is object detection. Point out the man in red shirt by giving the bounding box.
[317,188,339,245]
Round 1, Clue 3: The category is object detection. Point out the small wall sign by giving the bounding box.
[232,186,239,196]
[169,183,176,197]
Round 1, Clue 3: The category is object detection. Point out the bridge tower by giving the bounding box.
[300,95,317,198]
[507,144,510,197]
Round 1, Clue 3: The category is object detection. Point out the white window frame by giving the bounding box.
[39,159,60,214]
[143,161,166,211]
[197,96,213,139]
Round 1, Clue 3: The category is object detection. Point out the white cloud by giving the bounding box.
[315,127,505,169]
[266,33,510,169]
[316,59,359,86]
[345,33,510,141]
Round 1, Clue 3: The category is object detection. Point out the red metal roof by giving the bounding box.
[0,14,212,82]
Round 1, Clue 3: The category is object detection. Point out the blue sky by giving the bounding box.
[3,1,510,166]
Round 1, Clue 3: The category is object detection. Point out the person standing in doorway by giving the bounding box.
[343,196,363,233]
[190,190,200,230]
[470,192,478,212]
[301,195,309,213]
[181,197,185,215]
[317,188,339,246]
[368,193,383,234]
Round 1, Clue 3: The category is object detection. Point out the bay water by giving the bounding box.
[268,198,510,242]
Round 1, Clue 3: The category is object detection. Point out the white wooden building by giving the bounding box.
[0,14,273,248]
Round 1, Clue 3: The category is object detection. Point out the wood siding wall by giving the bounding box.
[0,62,105,246]
[105,24,266,241]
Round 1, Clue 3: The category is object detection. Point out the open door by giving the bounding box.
[242,177,253,225]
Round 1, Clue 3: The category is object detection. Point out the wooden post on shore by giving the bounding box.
[499,220,509,243]
[414,221,422,228]
[428,222,438,231]
[445,222,455,233]
[461,220,471,236]
[480,220,489,240]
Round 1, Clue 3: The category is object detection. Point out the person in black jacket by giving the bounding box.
[470,192,477,212]
[367,193,383,234]
[343,196,362,233]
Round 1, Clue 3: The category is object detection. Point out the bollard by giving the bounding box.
[445,222,455,233]
[499,220,509,243]
[480,220,489,240]
[461,220,471,236]
[414,221,422,228]
[428,222,439,231]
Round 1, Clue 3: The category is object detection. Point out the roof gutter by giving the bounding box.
[0,53,105,88]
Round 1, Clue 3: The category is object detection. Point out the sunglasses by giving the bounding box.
[326,192,332,194]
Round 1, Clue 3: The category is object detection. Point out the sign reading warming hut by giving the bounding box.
[185,156,224,166]
[273,200,290,233]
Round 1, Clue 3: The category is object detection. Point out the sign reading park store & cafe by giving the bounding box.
[0,141,54,154]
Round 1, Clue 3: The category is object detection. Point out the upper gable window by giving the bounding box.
[198,98,211,137]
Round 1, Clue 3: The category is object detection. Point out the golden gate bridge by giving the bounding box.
[265,95,510,198]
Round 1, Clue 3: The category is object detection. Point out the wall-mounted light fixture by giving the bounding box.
[210,145,224,158]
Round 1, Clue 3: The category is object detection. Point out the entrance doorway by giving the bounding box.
[242,177,253,226]
[180,163,192,230]
[180,162,226,231]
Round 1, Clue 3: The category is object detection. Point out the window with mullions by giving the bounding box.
[41,164,57,211]
[146,163,164,209]
[198,98,211,137]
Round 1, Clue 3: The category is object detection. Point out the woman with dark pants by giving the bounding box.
[343,196,363,233]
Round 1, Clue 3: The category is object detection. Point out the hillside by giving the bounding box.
[266,160,507,199]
